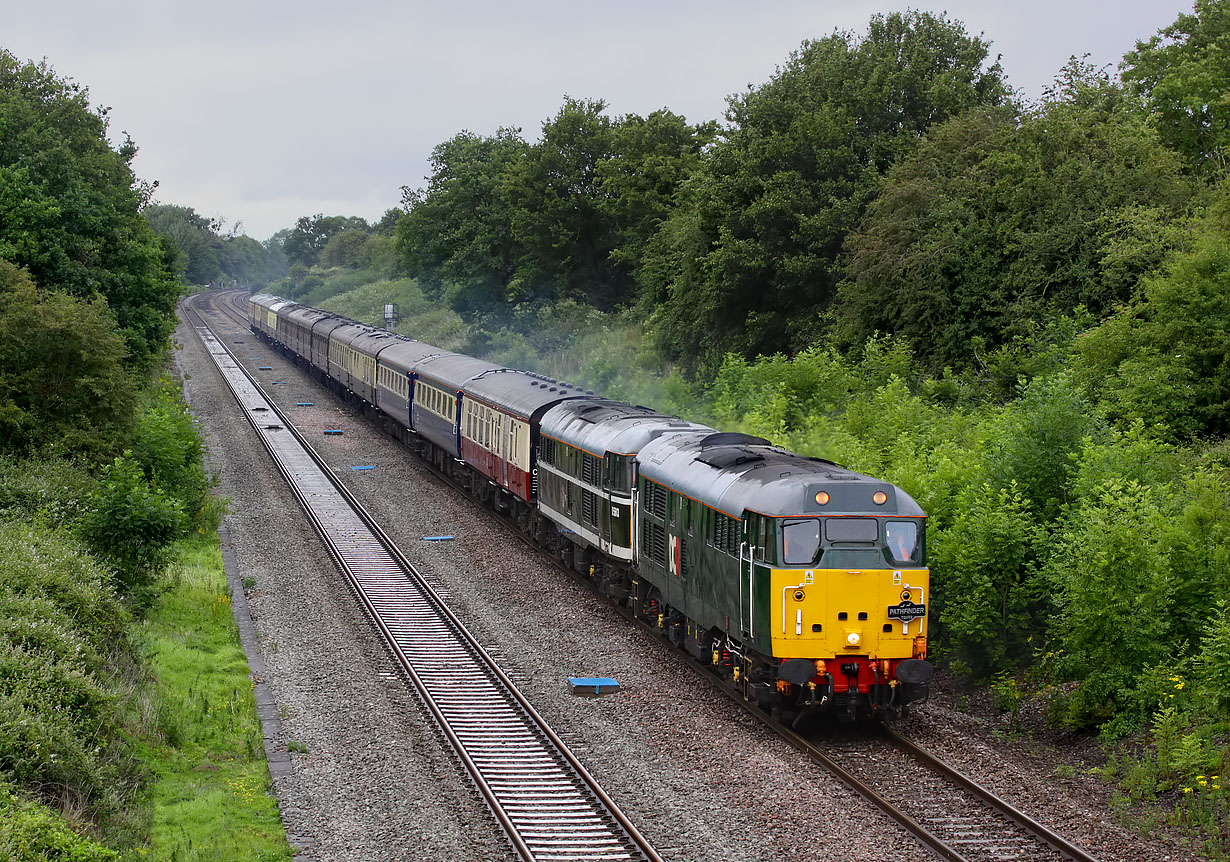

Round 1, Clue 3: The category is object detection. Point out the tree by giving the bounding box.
[508,98,622,309]
[0,50,180,365]
[319,229,372,269]
[642,11,1008,372]
[597,109,718,292]
[396,128,531,318]
[0,261,136,458]
[838,68,1193,371]
[1122,0,1230,175]
[143,204,223,284]
[1075,190,1230,439]
[281,214,370,269]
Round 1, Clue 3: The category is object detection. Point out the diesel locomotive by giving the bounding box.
[247,293,933,720]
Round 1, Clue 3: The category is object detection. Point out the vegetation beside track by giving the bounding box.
[137,537,291,862]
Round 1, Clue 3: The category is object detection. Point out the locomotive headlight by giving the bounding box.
[847,632,861,646]
[815,491,830,505]
[901,590,911,601]
[873,490,888,505]
[793,590,806,602]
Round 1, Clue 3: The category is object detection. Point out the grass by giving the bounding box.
[136,536,292,861]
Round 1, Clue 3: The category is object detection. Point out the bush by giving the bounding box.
[930,483,1040,676]
[131,378,222,532]
[0,455,97,530]
[0,520,142,832]
[0,780,118,861]
[80,455,186,603]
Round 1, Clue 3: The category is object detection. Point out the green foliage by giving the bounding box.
[644,10,1008,372]
[931,484,1039,676]
[0,49,179,366]
[315,276,467,350]
[0,261,137,459]
[1122,0,1230,175]
[984,374,1098,522]
[1192,604,1230,714]
[143,205,284,287]
[1076,205,1230,439]
[1043,456,1230,737]
[140,538,292,861]
[0,520,141,834]
[131,378,223,532]
[396,99,716,328]
[81,456,186,603]
[0,455,97,530]
[0,780,118,862]
[281,214,369,270]
[839,67,1193,371]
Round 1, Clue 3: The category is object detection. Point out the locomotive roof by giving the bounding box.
[638,432,925,519]
[464,369,597,419]
[415,352,502,389]
[250,293,280,310]
[540,400,710,456]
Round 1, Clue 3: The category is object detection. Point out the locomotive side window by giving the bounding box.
[886,520,920,562]
[781,518,821,565]
[825,518,879,543]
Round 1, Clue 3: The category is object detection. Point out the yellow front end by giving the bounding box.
[769,567,929,660]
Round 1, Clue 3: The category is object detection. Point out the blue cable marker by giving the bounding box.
[422,535,454,541]
[296,402,314,407]
[351,466,374,471]
[568,677,620,696]
[323,429,343,435]
[258,366,272,370]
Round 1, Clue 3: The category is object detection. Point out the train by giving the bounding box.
[246,293,934,721]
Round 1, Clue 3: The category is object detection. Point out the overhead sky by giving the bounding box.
[7,1,1192,241]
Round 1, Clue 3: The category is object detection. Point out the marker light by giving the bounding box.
[847,632,861,646]
[815,491,830,505]
[873,490,888,505]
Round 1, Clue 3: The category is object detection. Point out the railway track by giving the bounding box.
[201,288,1101,862]
[185,292,663,862]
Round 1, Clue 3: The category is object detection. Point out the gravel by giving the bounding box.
[174,300,1203,862]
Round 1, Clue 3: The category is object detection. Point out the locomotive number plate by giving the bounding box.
[887,600,927,621]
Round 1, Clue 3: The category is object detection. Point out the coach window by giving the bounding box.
[781,518,821,565]
[886,521,919,563]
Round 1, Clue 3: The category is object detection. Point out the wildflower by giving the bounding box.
[1184,787,1194,793]
[1175,681,1185,690]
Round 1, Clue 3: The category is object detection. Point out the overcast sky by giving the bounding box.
[7,1,1192,242]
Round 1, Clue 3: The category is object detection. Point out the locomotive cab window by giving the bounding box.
[605,452,630,494]
[825,517,878,544]
[781,518,821,566]
[886,520,920,563]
